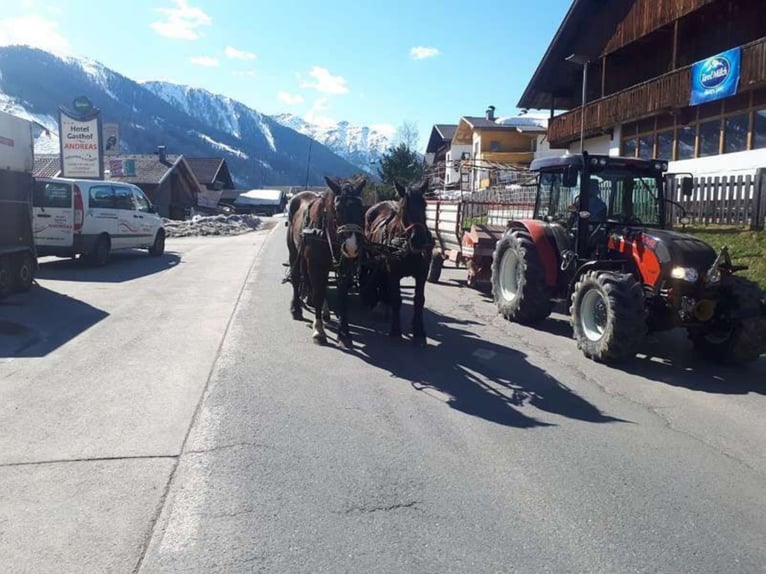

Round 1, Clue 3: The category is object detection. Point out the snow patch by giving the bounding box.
[196,132,249,159]
[163,214,261,237]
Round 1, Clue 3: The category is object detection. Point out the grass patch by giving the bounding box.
[684,225,766,289]
[463,215,488,230]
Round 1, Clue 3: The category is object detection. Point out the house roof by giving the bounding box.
[425,124,458,154]
[107,155,178,184]
[516,0,635,110]
[452,116,537,145]
[178,157,233,187]
[33,155,61,177]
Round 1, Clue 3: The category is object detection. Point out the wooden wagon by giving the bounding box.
[425,187,536,288]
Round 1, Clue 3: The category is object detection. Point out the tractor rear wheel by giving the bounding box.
[491,229,553,324]
[688,276,766,364]
[570,271,647,362]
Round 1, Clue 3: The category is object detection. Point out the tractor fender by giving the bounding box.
[508,220,558,288]
[607,233,662,288]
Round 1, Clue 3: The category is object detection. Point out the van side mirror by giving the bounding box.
[681,177,694,197]
[562,167,579,188]
[148,205,158,214]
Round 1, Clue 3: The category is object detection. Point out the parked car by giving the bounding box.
[32,177,166,266]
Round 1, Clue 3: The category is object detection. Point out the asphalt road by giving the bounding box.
[2,223,766,573]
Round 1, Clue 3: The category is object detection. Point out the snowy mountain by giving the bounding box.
[273,113,392,174]
[0,46,361,186]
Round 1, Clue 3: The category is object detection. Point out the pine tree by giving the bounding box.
[376,142,424,186]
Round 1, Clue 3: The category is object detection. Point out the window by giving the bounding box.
[698,120,721,157]
[33,181,71,208]
[598,169,661,226]
[622,137,638,157]
[89,185,115,209]
[133,189,151,212]
[656,130,674,160]
[677,125,696,160]
[489,140,501,152]
[537,170,579,223]
[638,134,655,159]
[723,114,749,154]
[753,110,766,150]
[113,186,135,210]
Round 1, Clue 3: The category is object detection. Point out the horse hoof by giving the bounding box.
[412,335,427,346]
[338,336,353,349]
[388,331,403,340]
[312,334,328,345]
[292,311,303,321]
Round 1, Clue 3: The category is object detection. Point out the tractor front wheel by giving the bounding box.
[688,276,766,364]
[570,271,647,362]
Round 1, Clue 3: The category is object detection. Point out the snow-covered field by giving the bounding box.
[163,214,261,238]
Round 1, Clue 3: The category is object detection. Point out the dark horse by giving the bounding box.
[361,179,433,343]
[287,176,366,347]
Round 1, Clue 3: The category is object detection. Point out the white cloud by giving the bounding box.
[0,14,70,54]
[225,46,256,60]
[235,70,257,78]
[300,66,349,95]
[371,123,396,137]
[278,91,304,105]
[410,46,439,60]
[151,0,211,41]
[189,56,219,67]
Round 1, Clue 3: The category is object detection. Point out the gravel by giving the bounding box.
[163,214,262,238]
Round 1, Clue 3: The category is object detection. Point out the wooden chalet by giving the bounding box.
[519,0,766,176]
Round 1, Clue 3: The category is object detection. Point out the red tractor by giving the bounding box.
[491,152,766,364]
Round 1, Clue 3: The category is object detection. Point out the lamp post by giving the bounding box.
[566,53,590,153]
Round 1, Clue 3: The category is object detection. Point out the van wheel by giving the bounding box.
[149,230,165,257]
[0,258,12,299]
[14,253,35,292]
[87,235,111,267]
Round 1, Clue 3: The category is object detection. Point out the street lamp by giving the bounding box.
[566,53,590,153]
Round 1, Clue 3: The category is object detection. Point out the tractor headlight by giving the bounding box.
[670,266,699,282]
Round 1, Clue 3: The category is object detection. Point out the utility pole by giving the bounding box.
[304,139,313,189]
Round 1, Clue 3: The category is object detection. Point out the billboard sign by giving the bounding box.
[103,123,119,155]
[690,47,741,106]
[58,96,103,179]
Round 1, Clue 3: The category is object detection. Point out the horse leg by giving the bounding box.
[322,300,332,322]
[388,270,402,339]
[336,265,354,348]
[309,264,329,345]
[412,263,427,344]
[290,254,303,321]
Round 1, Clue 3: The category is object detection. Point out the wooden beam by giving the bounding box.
[672,20,679,70]
[601,56,607,98]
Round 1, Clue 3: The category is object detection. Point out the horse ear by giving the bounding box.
[352,176,367,196]
[394,180,406,198]
[324,176,341,194]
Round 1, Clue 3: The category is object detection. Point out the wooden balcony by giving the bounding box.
[548,36,766,147]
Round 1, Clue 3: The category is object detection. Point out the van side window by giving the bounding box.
[113,187,135,210]
[89,185,115,209]
[33,181,72,208]
[132,189,151,212]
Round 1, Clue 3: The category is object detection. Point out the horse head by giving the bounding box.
[394,178,432,252]
[325,175,367,260]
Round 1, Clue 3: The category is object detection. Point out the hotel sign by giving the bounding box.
[58,96,104,179]
[690,47,741,106]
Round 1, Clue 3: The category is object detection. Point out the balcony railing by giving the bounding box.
[548,36,766,146]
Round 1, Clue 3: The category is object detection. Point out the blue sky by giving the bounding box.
[0,0,571,149]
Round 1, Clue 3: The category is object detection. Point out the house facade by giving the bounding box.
[518,0,766,177]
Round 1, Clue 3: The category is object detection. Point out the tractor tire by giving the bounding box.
[491,229,553,324]
[14,252,35,292]
[688,276,766,364]
[427,252,443,283]
[570,271,647,362]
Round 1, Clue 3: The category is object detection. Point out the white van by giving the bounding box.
[32,177,166,266]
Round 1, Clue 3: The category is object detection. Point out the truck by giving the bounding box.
[0,110,37,299]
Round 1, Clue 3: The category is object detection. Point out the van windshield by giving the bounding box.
[33,181,72,208]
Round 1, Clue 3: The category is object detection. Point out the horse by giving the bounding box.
[361,179,433,343]
[287,175,366,347]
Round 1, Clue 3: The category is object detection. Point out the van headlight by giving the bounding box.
[706,267,721,285]
[670,266,699,282]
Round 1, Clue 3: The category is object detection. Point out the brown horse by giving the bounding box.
[287,176,366,346]
[361,179,433,343]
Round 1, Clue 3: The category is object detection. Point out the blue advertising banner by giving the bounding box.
[690,47,741,106]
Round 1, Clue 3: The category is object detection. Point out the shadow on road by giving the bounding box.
[330,292,625,430]
[527,315,766,395]
[0,286,108,358]
[36,251,181,283]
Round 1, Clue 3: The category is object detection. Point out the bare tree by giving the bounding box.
[394,121,420,151]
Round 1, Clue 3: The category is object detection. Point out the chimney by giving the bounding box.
[157,145,167,163]
[486,105,496,121]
